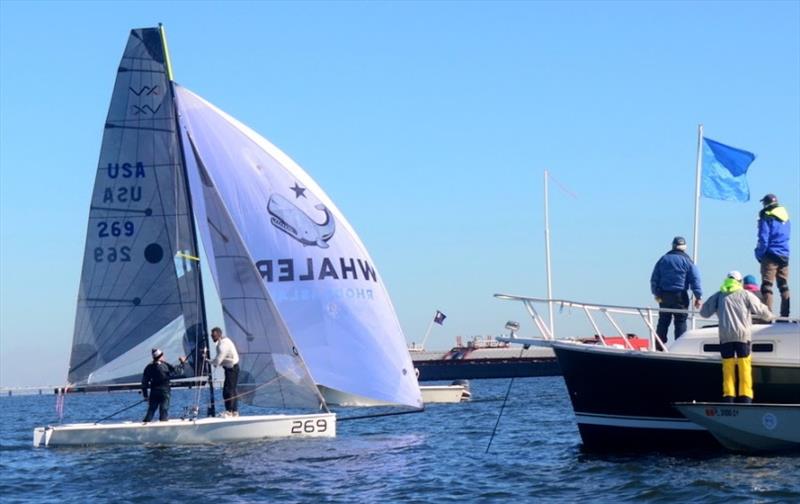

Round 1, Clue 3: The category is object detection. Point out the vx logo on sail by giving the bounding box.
[268,183,335,248]
[129,85,160,96]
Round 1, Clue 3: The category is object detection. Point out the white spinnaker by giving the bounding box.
[175,85,421,408]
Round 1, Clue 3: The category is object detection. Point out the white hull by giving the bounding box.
[421,385,469,403]
[33,413,336,447]
[321,385,467,406]
[675,403,800,452]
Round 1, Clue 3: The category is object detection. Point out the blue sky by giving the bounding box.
[1,1,798,387]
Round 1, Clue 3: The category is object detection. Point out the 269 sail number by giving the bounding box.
[290,419,328,434]
[94,246,131,262]
[97,221,135,238]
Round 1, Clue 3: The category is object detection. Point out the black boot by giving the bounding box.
[735,396,752,404]
[780,297,789,319]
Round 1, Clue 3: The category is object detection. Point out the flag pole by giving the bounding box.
[691,124,703,329]
[544,170,554,338]
[419,315,436,350]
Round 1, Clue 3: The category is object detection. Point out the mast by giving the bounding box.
[159,24,217,417]
[543,170,554,339]
[691,124,703,330]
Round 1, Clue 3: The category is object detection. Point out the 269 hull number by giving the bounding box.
[290,419,328,434]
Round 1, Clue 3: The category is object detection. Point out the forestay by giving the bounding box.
[68,28,206,385]
[174,86,422,408]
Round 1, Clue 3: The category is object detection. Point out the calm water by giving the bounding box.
[1,377,798,503]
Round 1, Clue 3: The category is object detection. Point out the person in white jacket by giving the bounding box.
[210,327,240,416]
[700,271,774,403]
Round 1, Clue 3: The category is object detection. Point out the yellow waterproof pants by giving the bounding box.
[738,355,753,399]
[722,358,736,399]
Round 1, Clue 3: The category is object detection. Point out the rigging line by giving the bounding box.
[485,345,526,454]
[338,407,425,422]
[209,373,283,406]
[546,171,578,199]
[94,398,147,424]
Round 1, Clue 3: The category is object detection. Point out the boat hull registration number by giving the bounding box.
[291,419,328,434]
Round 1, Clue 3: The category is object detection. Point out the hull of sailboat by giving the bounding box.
[321,385,467,406]
[553,341,800,451]
[674,403,800,453]
[33,413,336,447]
[420,385,469,403]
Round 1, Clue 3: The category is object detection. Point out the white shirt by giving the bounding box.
[211,336,240,369]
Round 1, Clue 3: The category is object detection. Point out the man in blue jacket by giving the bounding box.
[650,236,703,345]
[755,194,791,318]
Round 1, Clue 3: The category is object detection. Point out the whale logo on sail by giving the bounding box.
[268,193,335,248]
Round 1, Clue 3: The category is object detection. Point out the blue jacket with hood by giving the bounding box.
[755,205,790,261]
[650,249,703,298]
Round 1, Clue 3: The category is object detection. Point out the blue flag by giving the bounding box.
[433,310,446,325]
[701,137,756,202]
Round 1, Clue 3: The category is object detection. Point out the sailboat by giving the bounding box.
[34,25,421,447]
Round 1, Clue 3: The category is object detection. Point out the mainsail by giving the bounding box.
[174,86,422,408]
[68,28,207,385]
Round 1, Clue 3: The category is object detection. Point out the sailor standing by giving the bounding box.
[650,236,703,345]
[210,327,240,417]
[141,348,186,422]
[755,193,791,317]
[700,271,774,403]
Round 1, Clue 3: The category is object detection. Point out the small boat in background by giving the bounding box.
[321,381,470,406]
[411,336,560,381]
[674,402,800,453]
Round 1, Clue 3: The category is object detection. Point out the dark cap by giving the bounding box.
[672,236,687,248]
[760,194,778,206]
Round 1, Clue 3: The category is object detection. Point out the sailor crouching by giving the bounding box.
[699,271,775,403]
[141,348,187,422]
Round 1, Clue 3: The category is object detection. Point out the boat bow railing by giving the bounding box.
[493,294,715,352]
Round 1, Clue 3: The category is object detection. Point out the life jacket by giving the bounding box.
[720,278,742,294]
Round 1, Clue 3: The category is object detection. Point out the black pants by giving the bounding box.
[761,253,790,317]
[720,341,751,359]
[223,364,239,412]
[143,388,170,422]
[656,291,690,344]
